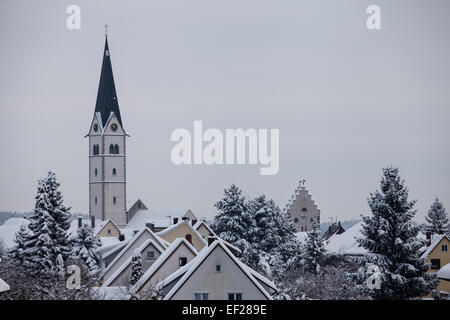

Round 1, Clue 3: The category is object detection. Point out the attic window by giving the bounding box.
[442,245,448,252]
[147,251,155,260]
[216,265,221,272]
[179,257,187,266]
[107,229,111,234]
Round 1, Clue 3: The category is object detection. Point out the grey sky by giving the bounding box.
[1,0,449,223]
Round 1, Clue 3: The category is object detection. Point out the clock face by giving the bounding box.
[93,123,98,132]
[111,123,118,132]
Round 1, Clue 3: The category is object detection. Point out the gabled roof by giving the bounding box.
[325,221,367,256]
[163,240,274,300]
[437,263,450,280]
[69,218,119,237]
[100,228,167,279]
[193,220,214,234]
[94,37,122,128]
[131,238,198,294]
[99,239,131,259]
[156,220,207,246]
[102,238,164,287]
[420,234,450,259]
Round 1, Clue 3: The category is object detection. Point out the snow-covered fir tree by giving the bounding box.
[71,224,102,275]
[350,167,438,299]
[423,198,449,235]
[211,184,252,252]
[10,223,31,263]
[14,171,72,276]
[130,251,143,286]
[303,223,326,274]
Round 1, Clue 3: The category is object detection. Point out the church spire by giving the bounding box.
[94,36,123,128]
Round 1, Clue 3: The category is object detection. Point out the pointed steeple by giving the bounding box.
[94,36,123,128]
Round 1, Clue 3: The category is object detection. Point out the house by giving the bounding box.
[156,220,207,252]
[126,199,148,223]
[421,234,450,294]
[102,238,169,287]
[193,220,242,256]
[70,217,121,238]
[325,222,367,256]
[100,227,168,284]
[158,240,276,300]
[322,221,346,241]
[283,180,320,232]
[131,238,198,296]
[126,209,197,232]
[436,263,450,293]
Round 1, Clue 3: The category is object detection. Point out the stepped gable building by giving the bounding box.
[283,180,320,232]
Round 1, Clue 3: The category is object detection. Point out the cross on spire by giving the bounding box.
[104,24,110,37]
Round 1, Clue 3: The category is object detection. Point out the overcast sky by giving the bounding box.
[1,0,449,223]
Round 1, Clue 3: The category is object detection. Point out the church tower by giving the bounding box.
[87,35,127,226]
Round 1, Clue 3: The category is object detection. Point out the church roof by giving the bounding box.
[94,37,122,128]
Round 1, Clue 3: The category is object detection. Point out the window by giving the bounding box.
[95,197,97,205]
[112,168,117,176]
[109,144,114,154]
[185,234,192,243]
[94,168,97,177]
[442,245,448,252]
[147,251,155,260]
[216,265,221,272]
[107,229,111,234]
[310,218,313,222]
[179,257,187,266]
[431,259,441,270]
[113,197,117,205]
[228,293,242,300]
[114,144,119,154]
[301,226,304,232]
[294,218,299,223]
[194,293,209,300]
[302,208,307,212]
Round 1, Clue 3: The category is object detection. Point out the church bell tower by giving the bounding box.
[87,34,127,226]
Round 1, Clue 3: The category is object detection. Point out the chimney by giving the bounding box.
[208,236,215,246]
[338,221,341,228]
[173,218,178,224]
[91,216,95,228]
[78,217,83,229]
[426,231,432,246]
[149,223,155,232]
[191,219,197,226]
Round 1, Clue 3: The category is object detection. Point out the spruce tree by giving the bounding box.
[71,224,102,275]
[17,171,72,276]
[351,167,438,299]
[130,251,143,286]
[303,223,326,274]
[423,198,449,235]
[11,223,30,263]
[211,184,252,252]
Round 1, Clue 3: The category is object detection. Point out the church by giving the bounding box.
[86,34,128,226]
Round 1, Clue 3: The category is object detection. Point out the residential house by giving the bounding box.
[421,234,450,294]
[127,209,197,232]
[157,220,207,252]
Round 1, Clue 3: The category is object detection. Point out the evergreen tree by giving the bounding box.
[16,171,72,276]
[10,223,31,263]
[211,184,252,252]
[130,251,143,286]
[350,167,438,299]
[423,198,449,235]
[303,223,326,274]
[71,224,102,275]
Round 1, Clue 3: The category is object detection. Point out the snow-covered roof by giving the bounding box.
[420,234,450,259]
[99,239,131,259]
[295,232,308,244]
[102,239,164,287]
[156,220,208,246]
[69,218,118,237]
[437,263,450,280]
[0,217,29,248]
[100,228,167,279]
[127,209,192,230]
[245,266,277,291]
[326,221,368,255]
[92,286,130,300]
[0,277,10,293]
[131,238,199,294]
[163,240,274,300]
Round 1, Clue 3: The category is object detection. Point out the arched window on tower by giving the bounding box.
[114,144,119,154]
[93,144,99,155]
[95,197,97,205]
[95,168,98,177]
[113,197,117,205]
[109,144,114,154]
[112,168,117,176]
